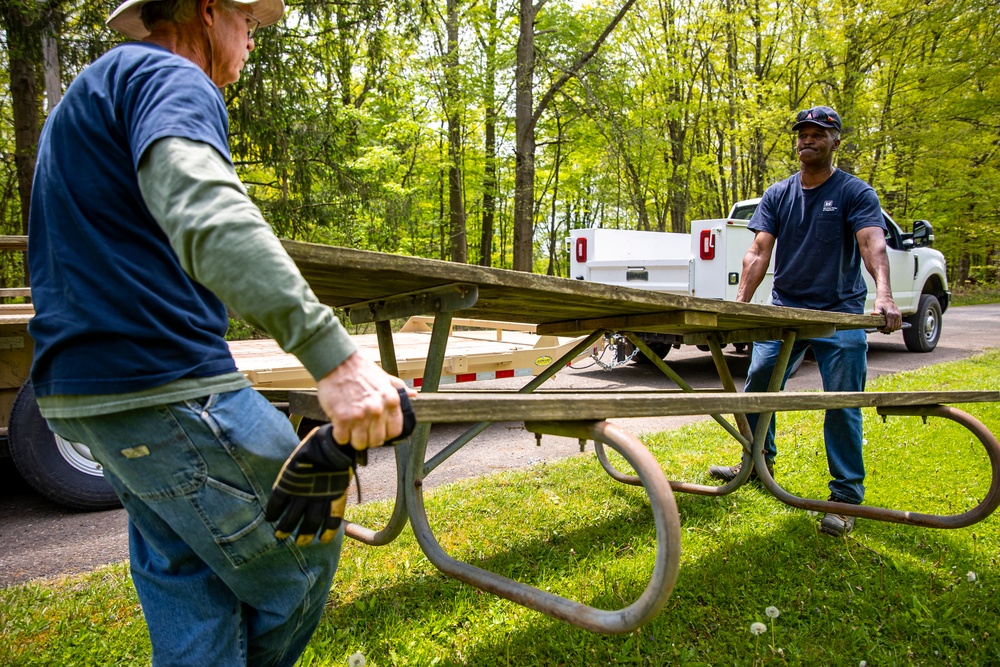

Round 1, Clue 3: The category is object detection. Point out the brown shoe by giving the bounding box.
[819,495,858,536]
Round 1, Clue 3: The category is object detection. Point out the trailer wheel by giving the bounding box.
[8,381,121,511]
[903,294,942,353]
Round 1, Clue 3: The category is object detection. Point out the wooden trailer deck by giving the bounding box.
[280,240,1000,635]
[230,318,586,388]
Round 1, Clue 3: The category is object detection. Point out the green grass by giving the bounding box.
[3,352,1000,666]
[950,284,1000,307]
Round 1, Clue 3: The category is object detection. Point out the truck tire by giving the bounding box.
[8,381,121,511]
[903,294,942,353]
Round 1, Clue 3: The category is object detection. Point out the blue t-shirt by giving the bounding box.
[28,43,238,397]
[748,169,886,314]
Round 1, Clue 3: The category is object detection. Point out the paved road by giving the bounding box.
[2,303,998,587]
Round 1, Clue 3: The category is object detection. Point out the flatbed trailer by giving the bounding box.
[0,242,585,510]
[276,239,1000,635]
[232,316,585,389]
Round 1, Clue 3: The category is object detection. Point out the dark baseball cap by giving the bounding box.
[792,106,842,132]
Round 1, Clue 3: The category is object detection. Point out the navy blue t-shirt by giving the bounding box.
[749,169,886,314]
[28,43,238,397]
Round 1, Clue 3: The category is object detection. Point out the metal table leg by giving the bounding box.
[405,418,682,634]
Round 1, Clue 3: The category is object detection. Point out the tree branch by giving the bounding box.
[530,0,637,129]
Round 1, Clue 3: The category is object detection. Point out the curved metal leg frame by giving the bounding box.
[344,313,454,545]
[344,441,411,545]
[753,405,1000,528]
[594,331,798,497]
[406,419,682,634]
[593,438,755,496]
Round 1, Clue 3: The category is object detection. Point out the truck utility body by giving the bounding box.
[570,199,950,357]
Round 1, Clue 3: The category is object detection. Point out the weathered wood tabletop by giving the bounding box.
[282,240,883,340]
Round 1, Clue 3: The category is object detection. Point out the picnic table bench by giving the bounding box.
[282,240,1000,635]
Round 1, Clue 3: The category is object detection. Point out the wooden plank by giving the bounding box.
[0,236,27,251]
[681,324,837,346]
[0,288,31,298]
[537,310,718,335]
[281,240,884,335]
[289,389,1000,423]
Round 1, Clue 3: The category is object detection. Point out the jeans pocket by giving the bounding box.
[191,476,279,568]
[85,406,209,501]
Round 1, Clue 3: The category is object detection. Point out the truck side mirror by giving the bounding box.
[912,220,934,247]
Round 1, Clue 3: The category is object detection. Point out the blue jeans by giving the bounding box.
[745,328,868,504]
[48,388,342,667]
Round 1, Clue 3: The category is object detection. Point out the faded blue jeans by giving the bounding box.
[48,387,342,667]
[745,328,868,504]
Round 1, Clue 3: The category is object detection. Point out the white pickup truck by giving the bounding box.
[569,198,950,359]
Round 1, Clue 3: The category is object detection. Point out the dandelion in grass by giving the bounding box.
[765,606,780,651]
[860,661,868,667]
[348,652,366,667]
[967,571,977,583]
[750,621,767,662]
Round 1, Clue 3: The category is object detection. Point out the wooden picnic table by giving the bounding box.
[282,240,1000,635]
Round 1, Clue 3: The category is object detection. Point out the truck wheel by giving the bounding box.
[8,381,121,511]
[903,294,942,353]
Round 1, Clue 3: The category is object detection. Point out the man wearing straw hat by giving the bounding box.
[27,1,412,664]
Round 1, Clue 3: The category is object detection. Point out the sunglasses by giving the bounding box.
[796,108,839,126]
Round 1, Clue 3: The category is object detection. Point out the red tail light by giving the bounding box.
[699,229,715,260]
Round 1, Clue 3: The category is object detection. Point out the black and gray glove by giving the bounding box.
[265,388,415,545]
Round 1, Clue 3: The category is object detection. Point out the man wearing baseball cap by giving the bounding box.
[708,106,902,537]
[28,1,413,664]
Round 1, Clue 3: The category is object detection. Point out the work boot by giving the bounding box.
[708,459,774,483]
[819,494,859,537]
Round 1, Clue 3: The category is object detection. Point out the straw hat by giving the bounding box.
[107,0,284,40]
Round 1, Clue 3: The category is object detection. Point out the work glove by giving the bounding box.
[265,388,415,545]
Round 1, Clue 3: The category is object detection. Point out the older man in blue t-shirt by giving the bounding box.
[708,106,902,537]
[28,0,413,664]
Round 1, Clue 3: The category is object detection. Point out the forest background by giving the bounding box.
[2,0,998,286]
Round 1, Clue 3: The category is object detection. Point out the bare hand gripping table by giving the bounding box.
[281,240,1000,634]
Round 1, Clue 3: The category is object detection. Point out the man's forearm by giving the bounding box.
[857,227,893,298]
[736,234,775,303]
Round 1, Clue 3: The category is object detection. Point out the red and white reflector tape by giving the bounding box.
[406,367,533,388]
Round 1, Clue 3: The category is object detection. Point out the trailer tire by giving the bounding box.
[8,381,121,511]
[902,294,942,353]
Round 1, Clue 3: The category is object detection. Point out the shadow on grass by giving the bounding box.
[316,476,998,667]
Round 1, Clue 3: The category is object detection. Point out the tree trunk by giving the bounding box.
[513,0,638,272]
[446,0,467,263]
[478,0,499,267]
[41,33,61,110]
[513,0,537,272]
[2,4,41,240]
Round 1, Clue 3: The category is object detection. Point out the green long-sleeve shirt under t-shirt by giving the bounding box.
[37,137,357,418]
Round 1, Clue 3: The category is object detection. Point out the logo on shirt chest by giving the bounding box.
[823,200,838,212]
